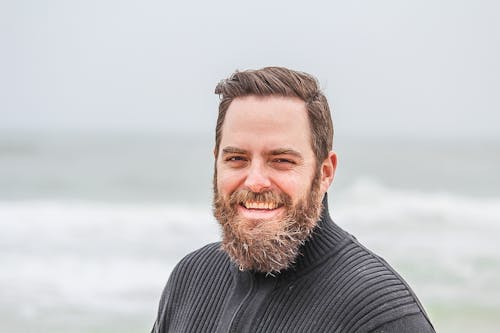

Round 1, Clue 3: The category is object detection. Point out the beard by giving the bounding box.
[213,172,323,274]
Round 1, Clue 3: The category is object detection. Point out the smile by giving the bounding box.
[237,201,285,221]
[242,201,280,210]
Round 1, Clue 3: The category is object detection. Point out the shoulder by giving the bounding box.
[175,242,226,269]
[369,312,436,333]
[327,234,422,294]
[152,243,233,332]
[168,242,230,284]
[319,235,435,332]
[154,242,231,313]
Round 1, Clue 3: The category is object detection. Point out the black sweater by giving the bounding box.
[152,200,435,332]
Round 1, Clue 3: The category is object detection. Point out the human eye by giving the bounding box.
[273,158,295,164]
[225,155,246,162]
[224,155,248,167]
[271,157,296,169]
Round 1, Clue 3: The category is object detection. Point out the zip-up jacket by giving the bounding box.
[152,198,435,332]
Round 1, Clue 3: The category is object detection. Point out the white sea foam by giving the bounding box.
[0,181,499,331]
[0,201,219,330]
[333,178,500,307]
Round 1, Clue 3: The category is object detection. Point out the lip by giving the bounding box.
[237,204,285,221]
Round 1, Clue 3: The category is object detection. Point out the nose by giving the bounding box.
[244,161,271,193]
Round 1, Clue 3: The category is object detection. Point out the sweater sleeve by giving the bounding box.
[369,312,436,333]
[150,275,173,333]
[150,256,186,333]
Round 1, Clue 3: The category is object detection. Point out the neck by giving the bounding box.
[284,194,347,275]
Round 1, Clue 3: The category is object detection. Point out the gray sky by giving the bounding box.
[1,0,499,139]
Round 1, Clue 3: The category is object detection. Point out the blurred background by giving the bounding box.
[1,1,499,332]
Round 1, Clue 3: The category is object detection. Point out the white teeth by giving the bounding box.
[244,201,278,210]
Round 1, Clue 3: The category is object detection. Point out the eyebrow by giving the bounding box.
[269,148,303,159]
[221,146,247,155]
[221,146,304,160]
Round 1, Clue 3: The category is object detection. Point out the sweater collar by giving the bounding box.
[237,194,348,279]
[284,194,348,275]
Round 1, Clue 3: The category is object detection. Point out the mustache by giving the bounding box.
[229,190,292,207]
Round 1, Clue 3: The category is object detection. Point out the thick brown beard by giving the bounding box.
[213,173,323,274]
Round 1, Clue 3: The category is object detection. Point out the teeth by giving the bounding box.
[244,201,278,210]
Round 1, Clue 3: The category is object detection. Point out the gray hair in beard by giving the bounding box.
[213,174,323,274]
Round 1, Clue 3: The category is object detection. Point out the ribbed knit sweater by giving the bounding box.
[152,199,435,332]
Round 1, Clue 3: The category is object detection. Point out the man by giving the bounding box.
[152,67,435,332]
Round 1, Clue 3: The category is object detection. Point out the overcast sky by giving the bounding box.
[1,0,499,139]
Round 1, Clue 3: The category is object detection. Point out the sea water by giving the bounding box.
[0,131,499,332]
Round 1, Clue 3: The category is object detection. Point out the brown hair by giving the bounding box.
[214,67,333,164]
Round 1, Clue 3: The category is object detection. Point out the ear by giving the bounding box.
[319,151,337,193]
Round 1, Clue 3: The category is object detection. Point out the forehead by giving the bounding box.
[220,95,312,152]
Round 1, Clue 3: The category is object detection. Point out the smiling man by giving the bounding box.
[152,67,435,332]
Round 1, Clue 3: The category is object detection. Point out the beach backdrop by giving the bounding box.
[2,1,499,332]
[0,130,499,332]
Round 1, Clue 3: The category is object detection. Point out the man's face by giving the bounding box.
[213,95,326,273]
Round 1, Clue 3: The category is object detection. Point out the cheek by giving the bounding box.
[273,175,302,196]
[217,168,244,195]
[273,171,314,200]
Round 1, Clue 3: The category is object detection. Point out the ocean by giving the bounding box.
[0,130,499,332]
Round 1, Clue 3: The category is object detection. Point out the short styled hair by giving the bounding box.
[214,67,333,164]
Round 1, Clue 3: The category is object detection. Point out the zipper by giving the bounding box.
[227,274,255,333]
